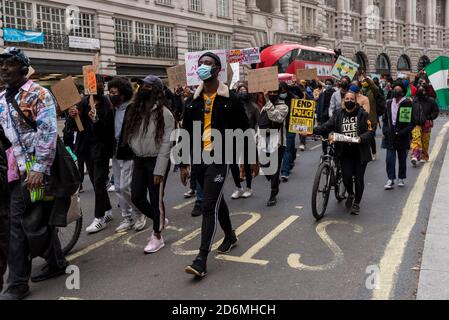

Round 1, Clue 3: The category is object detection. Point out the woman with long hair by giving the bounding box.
[122,75,175,254]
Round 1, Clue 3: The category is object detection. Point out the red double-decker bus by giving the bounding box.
[257,43,336,80]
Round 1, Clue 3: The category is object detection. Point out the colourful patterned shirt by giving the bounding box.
[0,80,58,175]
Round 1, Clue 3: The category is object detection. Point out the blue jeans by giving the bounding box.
[386,148,408,180]
[281,133,297,176]
[195,181,204,207]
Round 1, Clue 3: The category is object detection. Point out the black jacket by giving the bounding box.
[0,132,8,281]
[382,98,415,150]
[182,82,250,164]
[317,88,336,124]
[412,96,439,126]
[314,106,375,164]
[0,127,10,211]
[74,95,115,160]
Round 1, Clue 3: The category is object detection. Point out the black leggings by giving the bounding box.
[86,158,112,219]
[340,155,367,205]
[131,157,170,233]
[193,164,232,257]
[230,164,252,189]
[0,203,8,291]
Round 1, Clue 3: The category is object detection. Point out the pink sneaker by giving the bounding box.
[144,234,165,254]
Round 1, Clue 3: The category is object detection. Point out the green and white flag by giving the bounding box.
[425,56,449,109]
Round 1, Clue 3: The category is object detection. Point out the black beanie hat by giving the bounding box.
[199,52,222,69]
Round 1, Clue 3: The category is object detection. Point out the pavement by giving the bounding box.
[4,118,449,300]
[417,133,449,300]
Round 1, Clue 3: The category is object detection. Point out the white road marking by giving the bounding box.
[172,199,196,210]
[373,121,449,300]
[288,220,363,271]
[310,144,323,151]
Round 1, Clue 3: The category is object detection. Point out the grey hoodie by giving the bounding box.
[129,105,175,176]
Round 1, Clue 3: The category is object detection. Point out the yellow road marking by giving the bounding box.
[216,215,300,266]
[66,232,126,262]
[171,212,261,256]
[288,220,363,271]
[373,121,449,300]
[173,199,196,210]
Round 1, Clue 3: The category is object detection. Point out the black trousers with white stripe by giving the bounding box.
[193,164,233,255]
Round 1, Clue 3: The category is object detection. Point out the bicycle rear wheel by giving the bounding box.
[311,162,332,221]
[334,167,347,202]
[58,212,83,256]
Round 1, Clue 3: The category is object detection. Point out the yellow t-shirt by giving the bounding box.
[203,92,217,152]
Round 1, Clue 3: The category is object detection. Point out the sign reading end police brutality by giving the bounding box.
[185,50,228,86]
[289,99,316,134]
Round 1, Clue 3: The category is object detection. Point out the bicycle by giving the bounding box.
[311,139,347,221]
[58,208,83,256]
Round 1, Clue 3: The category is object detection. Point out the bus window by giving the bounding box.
[276,49,299,73]
[297,49,333,63]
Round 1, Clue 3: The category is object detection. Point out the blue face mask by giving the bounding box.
[197,64,213,81]
[279,93,288,100]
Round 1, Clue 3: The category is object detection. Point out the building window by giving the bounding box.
[1,0,33,30]
[156,0,172,5]
[217,0,229,17]
[189,0,203,12]
[188,30,202,51]
[114,18,133,54]
[202,32,216,50]
[36,5,65,34]
[301,6,316,33]
[157,25,174,47]
[136,22,154,45]
[217,34,231,49]
[70,13,96,38]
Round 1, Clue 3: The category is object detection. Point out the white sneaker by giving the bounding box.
[398,179,405,187]
[104,210,113,223]
[420,159,427,163]
[144,234,165,254]
[299,144,306,151]
[86,218,106,234]
[411,157,418,167]
[183,189,196,198]
[384,180,395,190]
[115,218,135,233]
[242,188,253,199]
[372,154,377,161]
[107,185,116,192]
[231,188,244,199]
[134,214,147,232]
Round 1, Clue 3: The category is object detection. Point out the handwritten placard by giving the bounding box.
[83,65,97,95]
[167,64,187,89]
[50,76,81,111]
[247,66,279,93]
[296,68,318,81]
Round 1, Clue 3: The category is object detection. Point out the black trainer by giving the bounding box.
[351,203,361,215]
[191,204,202,217]
[31,262,68,283]
[217,231,238,254]
[0,285,30,300]
[267,190,278,207]
[185,256,207,278]
[345,195,355,210]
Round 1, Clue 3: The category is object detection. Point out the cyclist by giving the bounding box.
[311,91,374,215]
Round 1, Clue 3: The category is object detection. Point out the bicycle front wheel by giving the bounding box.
[58,213,83,256]
[311,162,332,221]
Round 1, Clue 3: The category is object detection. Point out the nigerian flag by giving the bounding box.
[425,56,449,109]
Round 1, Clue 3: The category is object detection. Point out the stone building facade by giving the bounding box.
[1,0,448,79]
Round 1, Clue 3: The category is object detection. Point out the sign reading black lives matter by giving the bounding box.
[289,99,316,134]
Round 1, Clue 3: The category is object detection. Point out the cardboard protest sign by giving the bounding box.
[331,56,360,81]
[26,66,35,79]
[50,76,81,111]
[227,47,261,65]
[185,50,228,86]
[167,64,187,89]
[247,66,279,93]
[83,65,97,95]
[92,53,100,73]
[288,99,316,134]
[296,68,318,81]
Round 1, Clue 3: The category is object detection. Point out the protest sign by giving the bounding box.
[331,56,359,81]
[399,106,412,123]
[296,68,318,81]
[92,52,100,73]
[51,76,81,111]
[229,62,240,89]
[167,64,187,89]
[288,99,316,134]
[83,65,97,95]
[185,50,227,86]
[74,115,84,132]
[227,47,261,65]
[247,66,279,93]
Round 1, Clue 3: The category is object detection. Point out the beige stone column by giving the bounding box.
[97,11,116,76]
[272,0,282,15]
[247,0,260,11]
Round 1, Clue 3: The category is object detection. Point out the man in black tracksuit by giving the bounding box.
[0,127,10,293]
[180,52,255,278]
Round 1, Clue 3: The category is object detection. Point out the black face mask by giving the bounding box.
[95,88,104,97]
[109,95,122,106]
[417,87,426,98]
[392,90,403,99]
[340,82,349,90]
[345,101,356,111]
[238,93,250,101]
[269,95,279,104]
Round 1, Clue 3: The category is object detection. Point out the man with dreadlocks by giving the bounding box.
[122,75,175,254]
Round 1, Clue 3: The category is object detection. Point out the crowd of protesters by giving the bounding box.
[0,46,441,299]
